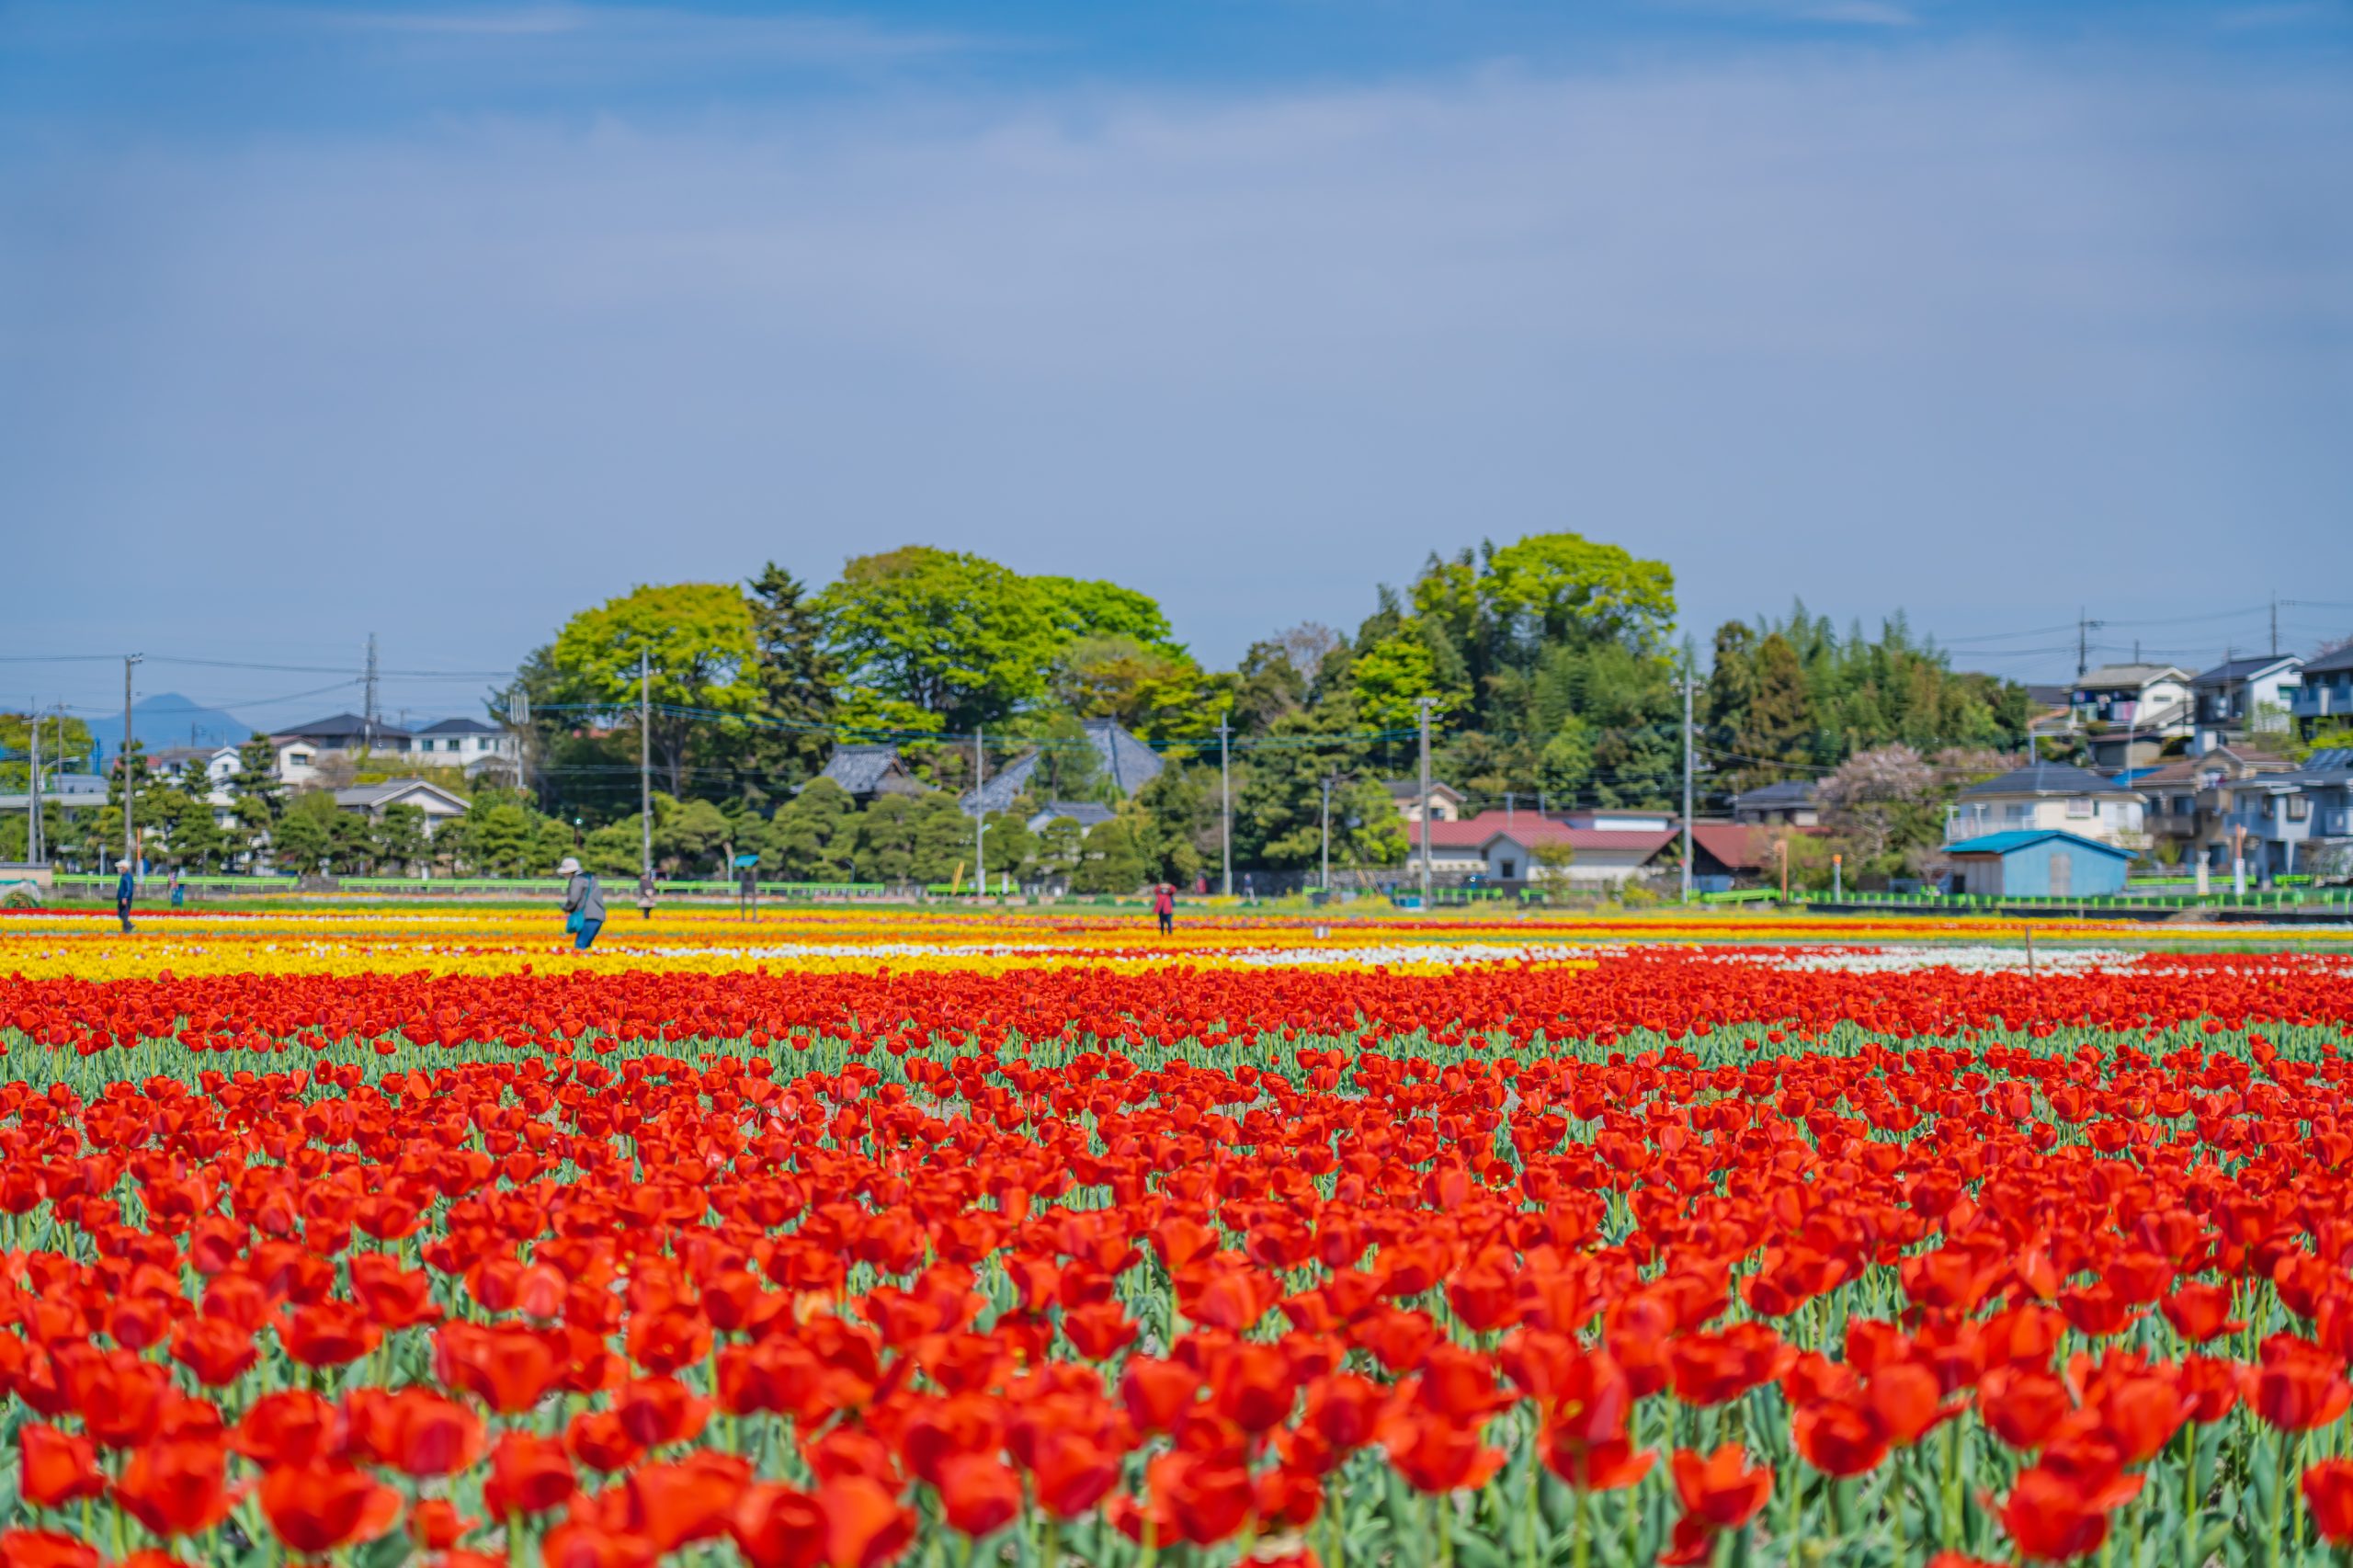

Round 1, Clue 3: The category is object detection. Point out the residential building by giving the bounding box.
[2218,749,2353,879]
[1943,829,2136,898]
[962,719,1164,817]
[1409,809,1677,888]
[1025,801,1116,835]
[2188,654,2302,751]
[813,745,927,806]
[1947,761,2146,849]
[332,778,471,837]
[1385,780,1466,824]
[0,772,107,814]
[408,718,519,780]
[272,713,413,786]
[2071,665,2194,769]
[1730,779,1822,827]
[2132,745,2290,871]
[149,744,244,833]
[2293,645,2353,737]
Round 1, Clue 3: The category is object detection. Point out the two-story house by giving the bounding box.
[2293,645,2353,739]
[2188,654,2303,753]
[2131,744,2290,871]
[272,713,412,787]
[1947,761,2147,850]
[1386,780,1467,824]
[409,718,519,782]
[2071,665,2194,770]
[1731,779,1823,827]
[2218,749,2353,879]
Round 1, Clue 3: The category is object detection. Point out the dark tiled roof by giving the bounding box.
[1732,778,1819,810]
[2306,644,2353,676]
[963,720,1164,815]
[818,745,906,796]
[1028,801,1116,832]
[276,712,412,744]
[417,717,499,735]
[1961,762,2142,800]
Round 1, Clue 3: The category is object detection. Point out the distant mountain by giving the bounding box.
[122,693,257,756]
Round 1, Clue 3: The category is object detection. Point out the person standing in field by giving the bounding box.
[559,856,606,950]
[114,858,136,933]
[1152,881,1176,937]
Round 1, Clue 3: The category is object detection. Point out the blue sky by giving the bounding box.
[4,0,2350,728]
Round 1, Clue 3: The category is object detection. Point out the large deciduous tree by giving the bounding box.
[817,548,1057,733]
[550,583,763,797]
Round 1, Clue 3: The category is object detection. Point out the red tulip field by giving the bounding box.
[6,908,2353,1567]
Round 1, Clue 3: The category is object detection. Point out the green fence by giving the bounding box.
[1794,887,2353,914]
[51,873,298,890]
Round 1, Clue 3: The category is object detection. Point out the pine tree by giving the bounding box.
[1733,633,1815,787]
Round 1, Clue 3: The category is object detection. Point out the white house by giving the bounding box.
[1947,762,2146,849]
[2189,654,2303,752]
[1411,809,1678,887]
[2072,665,2194,770]
[332,778,471,837]
[409,718,520,780]
[149,744,244,832]
[1387,780,1467,824]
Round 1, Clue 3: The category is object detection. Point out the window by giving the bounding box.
[2172,796,2191,816]
[2066,798,2094,818]
[2289,796,2311,822]
[1499,858,1518,880]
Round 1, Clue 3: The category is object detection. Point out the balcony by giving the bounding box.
[2294,682,2353,721]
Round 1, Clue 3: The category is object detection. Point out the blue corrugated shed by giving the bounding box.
[1944,829,2136,897]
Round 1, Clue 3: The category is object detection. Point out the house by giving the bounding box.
[272,713,413,786]
[2070,665,2194,769]
[2293,645,2353,737]
[0,772,107,814]
[1686,821,1805,885]
[2188,655,2302,751]
[408,718,519,780]
[2218,749,2353,879]
[1026,801,1116,835]
[1410,809,1677,888]
[1942,829,2137,899]
[1385,780,1466,824]
[1730,779,1821,827]
[149,744,244,833]
[813,745,927,805]
[962,719,1164,817]
[332,778,471,836]
[2132,745,2291,871]
[1947,761,2146,848]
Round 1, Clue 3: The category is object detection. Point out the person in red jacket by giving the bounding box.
[1151,881,1176,937]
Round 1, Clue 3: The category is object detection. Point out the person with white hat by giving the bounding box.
[558,856,606,950]
[114,858,137,934]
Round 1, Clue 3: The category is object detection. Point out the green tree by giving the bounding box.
[1733,633,1815,787]
[818,548,1058,731]
[1052,635,1214,742]
[1032,816,1086,883]
[1072,817,1145,894]
[1032,576,1179,650]
[1483,532,1677,653]
[271,791,338,875]
[1702,623,1757,764]
[0,712,95,791]
[1350,634,1456,736]
[763,777,861,881]
[371,802,430,876]
[1131,765,1212,887]
[162,779,228,870]
[550,583,763,796]
[853,791,971,885]
[742,562,837,792]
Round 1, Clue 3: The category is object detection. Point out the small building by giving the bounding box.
[1948,761,2146,848]
[1942,829,2137,899]
[1409,809,1677,887]
[332,778,471,836]
[2071,665,2194,770]
[2221,749,2353,879]
[963,719,1164,817]
[1730,779,1821,827]
[2293,644,2353,737]
[813,745,927,805]
[2189,654,2302,752]
[273,713,414,786]
[1385,780,1466,824]
[410,718,519,780]
[2133,744,2291,871]
[1026,801,1116,835]
[0,772,108,814]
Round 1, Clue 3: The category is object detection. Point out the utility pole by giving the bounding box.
[1416,696,1435,904]
[638,648,653,895]
[1680,668,1695,903]
[122,653,142,874]
[26,701,40,866]
[363,633,379,752]
[973,724,986,901]
[1320,775,1334,892]
[1218,715,1233,897]
[2271,595,2279,659]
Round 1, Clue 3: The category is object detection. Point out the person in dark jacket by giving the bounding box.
[114,859,136,933]
[559,856,606,950]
